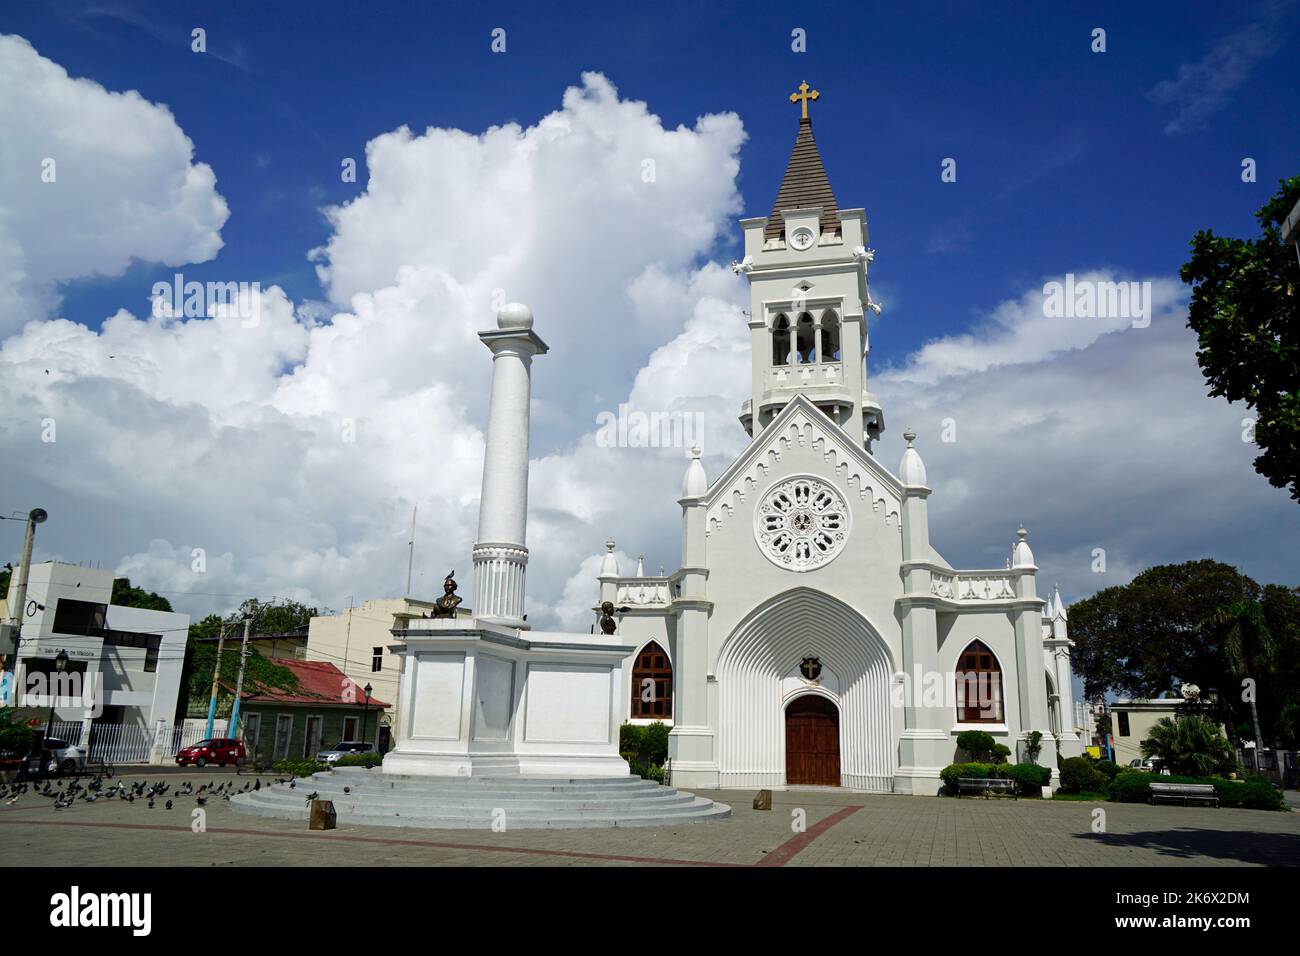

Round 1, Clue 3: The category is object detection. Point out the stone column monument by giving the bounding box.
[472,302,548,629]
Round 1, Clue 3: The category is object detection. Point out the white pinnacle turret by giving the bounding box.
[1011,526,1036,569]
[598,538,620,578]
[898,430,927,486]
[682,445,708,497]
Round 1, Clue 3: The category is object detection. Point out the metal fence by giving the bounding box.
[37,720,241,765]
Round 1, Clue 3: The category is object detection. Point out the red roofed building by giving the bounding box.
[230,659,390,767]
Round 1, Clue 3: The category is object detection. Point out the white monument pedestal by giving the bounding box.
[382,617,635,778]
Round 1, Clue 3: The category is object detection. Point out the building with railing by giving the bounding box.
[8,561,189,747]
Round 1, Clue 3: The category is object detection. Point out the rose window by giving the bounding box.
[753,476,851,571]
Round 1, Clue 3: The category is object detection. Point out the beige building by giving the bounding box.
[1109,698,1224,766]
[306,597,444,750]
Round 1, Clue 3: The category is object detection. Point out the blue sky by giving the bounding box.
[1,1,1297,623]
[8,1,1296,366]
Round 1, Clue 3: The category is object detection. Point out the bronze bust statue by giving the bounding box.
[599,600,617,635]
[431,571,462,618]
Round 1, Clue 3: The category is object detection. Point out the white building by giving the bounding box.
[597,94,1084,794]
[7,561,189,741]
[382,88,1082,793]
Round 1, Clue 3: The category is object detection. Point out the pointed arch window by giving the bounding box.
[630,641,673,719]
[795,313,815,363]
[955,640,1003,723]
[772,314,791,366]
[821,310,842,361]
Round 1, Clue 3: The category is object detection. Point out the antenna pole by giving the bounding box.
[405,504,417,596]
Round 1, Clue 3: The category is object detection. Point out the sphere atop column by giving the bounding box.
[497,302,534,330]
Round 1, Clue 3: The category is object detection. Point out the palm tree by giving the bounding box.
[1141,715,1235,777]
[1207,600,1275,760]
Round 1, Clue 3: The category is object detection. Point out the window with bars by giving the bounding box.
[371,647,383,672]
[955,640,1004,723]
[629,642,673,720]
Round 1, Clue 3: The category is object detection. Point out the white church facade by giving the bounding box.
[383,86,1082,796]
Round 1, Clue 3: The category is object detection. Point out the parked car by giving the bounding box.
[175,737,246,768]
[43,737,87,775]
[1128,757,1168,773]
[316,741,375,764]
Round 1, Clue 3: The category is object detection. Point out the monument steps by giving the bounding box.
[231,769,730,829]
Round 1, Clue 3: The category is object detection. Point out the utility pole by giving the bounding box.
[1,507,47,707]
[405,504,417,596]
[227,616,253,739]
[203,619,229,740]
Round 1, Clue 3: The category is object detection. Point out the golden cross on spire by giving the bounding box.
[789,81,820,120]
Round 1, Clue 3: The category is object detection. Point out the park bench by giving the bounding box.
[956,776,1018,799]
[1148,782,1218,807]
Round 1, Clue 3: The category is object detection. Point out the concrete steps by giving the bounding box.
[230,768,731,830]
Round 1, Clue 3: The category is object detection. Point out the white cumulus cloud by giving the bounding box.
[0,34,229,333]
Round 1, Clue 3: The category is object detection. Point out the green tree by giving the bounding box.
[0,706,35,758]
[1070,560,1300,746]
[1070,560,1257,704]
[1181,176,1300,500]
[178,598,322,717]
[111,577,173,612]
[1140,715,1236,777]
[1206,600,1275,753]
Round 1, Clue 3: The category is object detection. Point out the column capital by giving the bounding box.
[478,327,549,356]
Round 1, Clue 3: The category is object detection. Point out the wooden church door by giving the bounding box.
[784,695,841,786]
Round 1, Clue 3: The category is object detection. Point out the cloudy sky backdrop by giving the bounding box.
[1,2,1297,629]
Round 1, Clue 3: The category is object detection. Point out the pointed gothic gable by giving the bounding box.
[765,117,842,241]
[704,394,902,537]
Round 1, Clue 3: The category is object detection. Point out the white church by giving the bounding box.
[379,85,1084,798]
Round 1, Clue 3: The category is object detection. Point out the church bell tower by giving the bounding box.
[733,82,885,450]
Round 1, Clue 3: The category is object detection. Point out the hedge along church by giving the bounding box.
[382,84,1083,797]
[598,83,1084,795]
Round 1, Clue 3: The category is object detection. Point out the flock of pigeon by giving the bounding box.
[0,773,295,811]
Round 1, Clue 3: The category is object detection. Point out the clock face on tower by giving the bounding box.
[754,475,851,571]
[789,226,816,251]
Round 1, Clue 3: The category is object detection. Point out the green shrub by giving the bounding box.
[1024,730,1043,763]
[1215,779,1286,811]
[620,721,670,775]
[1108,770,1286,811]
[646,764,666,784]
[955,730,997,762]
[619,723,643,753]
[940,762,993,793]
[940,762,1049,796]
[1059,756,1107,794]
[1094,760,1121,780]
[272,760,328,777]
[335,752,383,768]
[1002,762,1052,794]
[642,722,670,765]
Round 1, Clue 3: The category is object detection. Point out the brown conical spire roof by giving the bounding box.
[765,115,841,241]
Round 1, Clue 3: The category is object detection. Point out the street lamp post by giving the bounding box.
[40,648,68,776]
[360,683,373,747]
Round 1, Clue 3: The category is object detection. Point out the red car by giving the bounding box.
[175,738,246,768]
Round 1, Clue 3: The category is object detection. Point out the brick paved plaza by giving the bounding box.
[2,771,1297,867]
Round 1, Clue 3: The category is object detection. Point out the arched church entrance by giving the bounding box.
[785,694,841,785]
[716,588,896,792]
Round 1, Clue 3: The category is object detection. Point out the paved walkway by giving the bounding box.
[3,775,1297,866]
